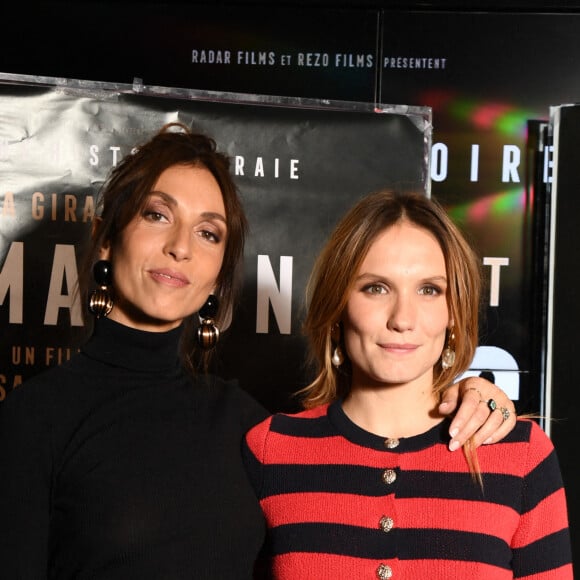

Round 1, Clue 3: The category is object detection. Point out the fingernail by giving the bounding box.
[449,440,460,452]
[483,437,493,445]
[449,428,458,438]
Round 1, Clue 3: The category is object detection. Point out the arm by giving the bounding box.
[511,421,573,578]
[439,376,517,451]
[0,385,51,577]
[242,416,273,500]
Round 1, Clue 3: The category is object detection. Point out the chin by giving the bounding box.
[129,310,187,331]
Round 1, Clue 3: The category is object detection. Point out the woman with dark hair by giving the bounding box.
[0,126,516,579]
[0,123,264,579]
[244,190,572,579]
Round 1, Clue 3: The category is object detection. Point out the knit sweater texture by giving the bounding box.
[243,401,573,579]
[0,317,268,579]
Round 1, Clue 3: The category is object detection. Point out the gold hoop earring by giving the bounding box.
[441,327,456,370]
[197,294,220,350]
[88,260,114,318]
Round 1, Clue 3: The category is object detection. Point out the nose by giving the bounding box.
[164,223,192,261]
[386,292,415,332]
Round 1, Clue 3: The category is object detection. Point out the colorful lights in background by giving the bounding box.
[447,187,525,224]
[423,89,540,257]
[454,101,537,138]
[422,89,542,138]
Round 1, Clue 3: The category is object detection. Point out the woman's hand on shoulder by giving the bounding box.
[439,376,517,451]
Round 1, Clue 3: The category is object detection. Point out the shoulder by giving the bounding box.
[269,404,331,432]
[496,418,559,473]
[0,363,69,419]
[4,348,101,404]
[195,374,261,409]
[0,364,75,461]
[245,404,330,449]
[510,418,554,448]
[0,347,116,420]
[195,374,269,431]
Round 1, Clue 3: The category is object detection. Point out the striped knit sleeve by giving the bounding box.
[242,415,274,499]
[511,420,573,579]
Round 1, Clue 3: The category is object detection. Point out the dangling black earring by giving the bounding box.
[88,260,114,318]
[197,294,220,349]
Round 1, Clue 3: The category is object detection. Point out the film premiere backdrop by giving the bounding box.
[2,0,580,558]
[0,80,431,413]
[1,4,564,413]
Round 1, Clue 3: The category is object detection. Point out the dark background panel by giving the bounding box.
[3,3,379,102]
[548,104,580,568]
[376,10,580,419]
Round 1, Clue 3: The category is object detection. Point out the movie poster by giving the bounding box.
[0,78,430,411]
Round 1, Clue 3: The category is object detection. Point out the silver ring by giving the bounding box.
[487,399,497,412]
[499,406,510,422]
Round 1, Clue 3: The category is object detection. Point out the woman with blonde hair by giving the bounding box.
[244,189,572,579]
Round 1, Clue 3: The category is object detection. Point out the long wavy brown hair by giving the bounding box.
[78,122,248,372]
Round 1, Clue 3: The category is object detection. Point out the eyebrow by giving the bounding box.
[200,211,228,225]
[148,190,227,224]
[356,273,448,284]
[421,275,448,284]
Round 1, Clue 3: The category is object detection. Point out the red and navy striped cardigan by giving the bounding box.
[243,401,572,579]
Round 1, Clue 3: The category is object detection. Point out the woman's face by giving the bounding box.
[342,220,450,392]
[101,164,227,332]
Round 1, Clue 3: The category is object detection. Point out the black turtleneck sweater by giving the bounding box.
[0,318,269,579]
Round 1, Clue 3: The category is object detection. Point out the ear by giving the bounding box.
[99,245,111,261]
[91,216,102,240]
[92,217,112,261]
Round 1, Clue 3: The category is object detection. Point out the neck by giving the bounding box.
[341,381,443,439]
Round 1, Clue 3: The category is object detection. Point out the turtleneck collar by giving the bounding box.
[82,317,183,374]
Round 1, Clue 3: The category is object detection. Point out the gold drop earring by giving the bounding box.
[196,294,220,349]
[88,260,114,318]
[331,323,344,368]
[441,327,456,370]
